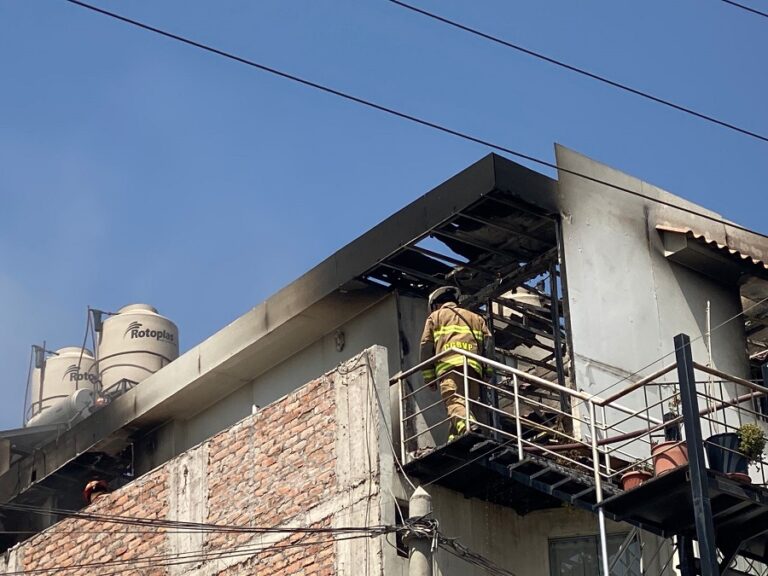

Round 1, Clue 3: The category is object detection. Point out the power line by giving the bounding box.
[438,534,519,576]
[0,499,406,575]
[62,0,767,241]
[0,501,391,535]
[387,0,768,145]
[1,531,387,575]
[722,0,768,19]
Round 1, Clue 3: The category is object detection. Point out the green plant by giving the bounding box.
[666,388,681,415]
[738,423,766,463]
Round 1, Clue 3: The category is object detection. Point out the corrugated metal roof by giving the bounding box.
[656,225,768,271]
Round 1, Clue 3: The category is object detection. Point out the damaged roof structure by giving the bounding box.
[1,145,767,575]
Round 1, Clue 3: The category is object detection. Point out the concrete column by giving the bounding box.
[408,486,433,576]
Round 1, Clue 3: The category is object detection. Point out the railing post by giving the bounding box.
[549,262,570,414]
[589,401,610,576]
[600,405,611,477]
[762,363,768,422]
[399,376,407,465]
[513,374,524,459]
[463,356,470,434]
[674,333,718,576]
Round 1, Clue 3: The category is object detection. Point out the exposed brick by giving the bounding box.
[6,359,382,575]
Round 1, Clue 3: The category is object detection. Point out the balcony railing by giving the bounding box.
[391,345,768,575]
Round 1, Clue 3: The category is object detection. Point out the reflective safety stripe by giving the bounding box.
[422,368,436,380]
[433,325,485,339]
[436,355,484,376]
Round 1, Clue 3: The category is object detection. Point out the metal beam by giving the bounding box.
[464,248,558,308]
[675,333,719,576]
[403,245,496,276]
[549,263,568,412]
[485,193,556,221]
[432,228,524,260]
[377,261,446,287]
[678,535,696,576]
[456,212,551,248]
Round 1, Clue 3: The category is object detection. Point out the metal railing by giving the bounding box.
[391,347,768,575]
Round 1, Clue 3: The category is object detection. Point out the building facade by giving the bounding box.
[1,146,766,575]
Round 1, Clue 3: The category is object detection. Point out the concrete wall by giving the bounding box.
[2,347,393,576]
[133,295,402,474]
[555,146,754,457]
[186,294,399,450]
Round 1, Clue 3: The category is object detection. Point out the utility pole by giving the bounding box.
[675,333,718,575]
[408,486,433,576]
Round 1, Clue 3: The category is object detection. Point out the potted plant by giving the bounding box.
[651,394,688,476]
[620,466,653,491]
[706,423,766,483]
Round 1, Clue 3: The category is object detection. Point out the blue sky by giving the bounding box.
[1,1,765,429]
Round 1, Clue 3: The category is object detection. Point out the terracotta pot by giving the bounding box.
[620,470,653,491]
[726,472,752,485]
[651,441,688,476]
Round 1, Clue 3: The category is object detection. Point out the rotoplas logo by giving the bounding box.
[124,321,175,344]
[63,364,99,385]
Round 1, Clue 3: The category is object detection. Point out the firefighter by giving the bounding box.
[420,286,492,440]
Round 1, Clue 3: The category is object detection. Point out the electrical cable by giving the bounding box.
[62,0,768,241]
[0,501,391,535]
[387,0,768,144]
[438,533,519,576]
[0,500,399,574]
[0,530,388,575]
[722,0,768,18]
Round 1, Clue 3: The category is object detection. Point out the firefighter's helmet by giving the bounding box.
[428,286,461,310]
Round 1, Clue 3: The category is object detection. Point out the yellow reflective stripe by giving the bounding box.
[422,369,436,379]
[433,325,484,339]
[436,356,484,375]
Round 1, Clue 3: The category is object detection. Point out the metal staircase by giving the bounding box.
[394,338,768,575]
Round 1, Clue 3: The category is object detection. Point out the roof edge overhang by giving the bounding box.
[0,153,557,505]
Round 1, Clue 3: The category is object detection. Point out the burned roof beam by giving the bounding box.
[457,213,552,248]
[497,350,559,376]
[432,229,527,261]
[494,296,554,322]
[403,245,497,277]
[485,193,557,221]
[465,248,558,308]
[377,261,446,287]
[491,313,565,342]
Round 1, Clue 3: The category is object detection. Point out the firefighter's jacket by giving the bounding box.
[420,302,492,382]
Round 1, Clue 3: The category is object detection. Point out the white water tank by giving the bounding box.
[25,347,98,426]
[26,389,95,428]
[97,304,179,394]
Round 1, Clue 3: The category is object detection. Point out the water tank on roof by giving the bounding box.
[97,304,179,395]
[25,346,98,426]
[26,389,95,428]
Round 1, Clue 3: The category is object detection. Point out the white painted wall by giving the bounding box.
[180,295,401,451]
[556,146,754,462]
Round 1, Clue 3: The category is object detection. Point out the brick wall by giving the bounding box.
[1,347,391,576]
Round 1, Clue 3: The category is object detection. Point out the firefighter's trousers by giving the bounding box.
[439,368,482,433]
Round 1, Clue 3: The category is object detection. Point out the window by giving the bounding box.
[549,534,640,576]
